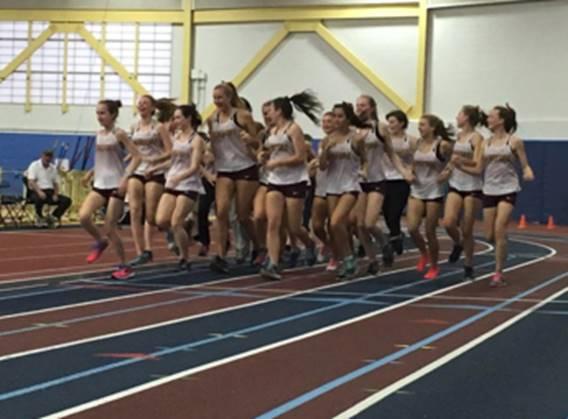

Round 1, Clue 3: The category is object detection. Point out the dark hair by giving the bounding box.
[333,102,369,129]
[422,114,455,142]
[359,94,378,122]
[272,90,323,124]
[177,103,203,129]
[461,105,487,128]
[42,149,54,157]
[493,103,518,133]
[386,110,409,129]
[322,111,334,119]
[155,98,177,123]
[197,131,210,143]
[240,97,253,113]
[98,99,122,120]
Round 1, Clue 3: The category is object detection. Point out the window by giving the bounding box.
[0,21,173,106]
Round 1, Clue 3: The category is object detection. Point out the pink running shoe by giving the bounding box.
[424,266,440,280]
[326,258,338,272]
[111,265,134,280]
[86,240,108,264]
[416,254,429,272]
[489,272,507,288]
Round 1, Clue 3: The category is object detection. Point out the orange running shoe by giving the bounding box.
[424,266,440,280]
[489,272,507,288]
[326,258,338,272]
[111,265,134,280]
[86,240,108,264]
[416,254,429,272]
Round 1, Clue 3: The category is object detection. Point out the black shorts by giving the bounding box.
[448,187,483,200]
[483,193,517,208]
[217,165,259,182]
[129,173,166,185]
[92,188,124,202]
[327,191,359,198]
[361,181,386,194]
[164,188,199,201]
[267,181,308,199]
[411,195,444,204]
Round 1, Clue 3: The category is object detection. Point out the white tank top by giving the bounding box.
[383,135,413,181]
[210,110,256,173]
[411,139,446,200]
[265,124,309,186]
[326,137,361,195]
[482,136,520,196]
[363,124,385,183]
[166,132,204,193]
[93,129,125,190]
[449,133,483,192]
[314,145,328,198]
[131,121,163,175]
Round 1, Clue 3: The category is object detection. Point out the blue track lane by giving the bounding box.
[0,240,546,418]
[355,290,568,419]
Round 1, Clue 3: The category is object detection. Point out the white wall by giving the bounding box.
[192,19,418,137]
[427,0,568,139]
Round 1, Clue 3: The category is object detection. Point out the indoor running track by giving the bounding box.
[0,227,567,419]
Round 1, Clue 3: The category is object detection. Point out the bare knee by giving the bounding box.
[442,216,458,230]
[156,215,170,231]
[79,210,92,227]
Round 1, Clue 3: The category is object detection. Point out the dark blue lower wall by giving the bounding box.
[0,132,94,196]
[1,134,566,225]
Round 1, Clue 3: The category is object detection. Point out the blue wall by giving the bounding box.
[1,133,566,225]
[0,132,94,195]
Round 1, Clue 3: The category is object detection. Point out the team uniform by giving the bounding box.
[326,136,361,197]
[360,125,386,194]
[410,139,447,202]
[449,133,483,199]
[92,129,126,201]
[482,136,520,208]
[165,132,204,200]
[129,121,165,184]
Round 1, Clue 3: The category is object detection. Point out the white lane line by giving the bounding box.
[38,240,549,419]
[334,283,568,419]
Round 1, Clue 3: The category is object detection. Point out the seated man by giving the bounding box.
[26,150,72,227]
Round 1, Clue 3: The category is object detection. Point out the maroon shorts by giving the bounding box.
[267,181,308,199]
[217,165,259,182]
[327,191,359,198]
[164,188,199,201]
[483,193,517,208]
[129,173,166,185]
[92,188,124,202]
[360,181,386,194]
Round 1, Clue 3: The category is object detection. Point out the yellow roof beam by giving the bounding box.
[0,9,185,23]
[201,24,290,120]
[314,23,412,113]
[0,24,57,81]
[194,4,419,24]
[77,25,148,96]
[409,0,428,119]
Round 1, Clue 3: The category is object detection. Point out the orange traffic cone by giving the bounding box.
[517,214,527,229]
[546,215,556,230]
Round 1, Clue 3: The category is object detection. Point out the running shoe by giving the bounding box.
[260,262,282,281]
[177,259,192,272]
[317,245,330,263]
[416,253,429,272]
[209,255,230,274]
[424,266,440,280]
[489,272,507,288]
[166,231,179,256]
[111,265,134,280]
[367,260,380,276]
[343,256,357,279]
[305,245,317,266]
[128,250,153,267]
[448,244,463,263]
[382,243,395,268]
[86,240,109,264]
[288,247,301,268]
[326,258,338,272]
[464,265,474,280]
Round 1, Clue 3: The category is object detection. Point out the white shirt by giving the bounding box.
[27,160,60,190]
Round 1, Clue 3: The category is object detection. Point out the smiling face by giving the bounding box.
[173,108,189,131]
[137,95,155,118]
[355,96,372,120]
[456,109,468,129]
[322,113,335,135]
[333,107,349,130]
[213,86,231,110]
[262,103,273,127]
[486,108,503,132]
[418,117,434,138]
[387,115,404,135]
[96,103,114,127]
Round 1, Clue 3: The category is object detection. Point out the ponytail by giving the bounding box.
[494,103,518,133]
[333,102,370,129]
[272,90,323,125]
[462,105,487,128]
[155,98,177,123]
[422,114,455,142]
